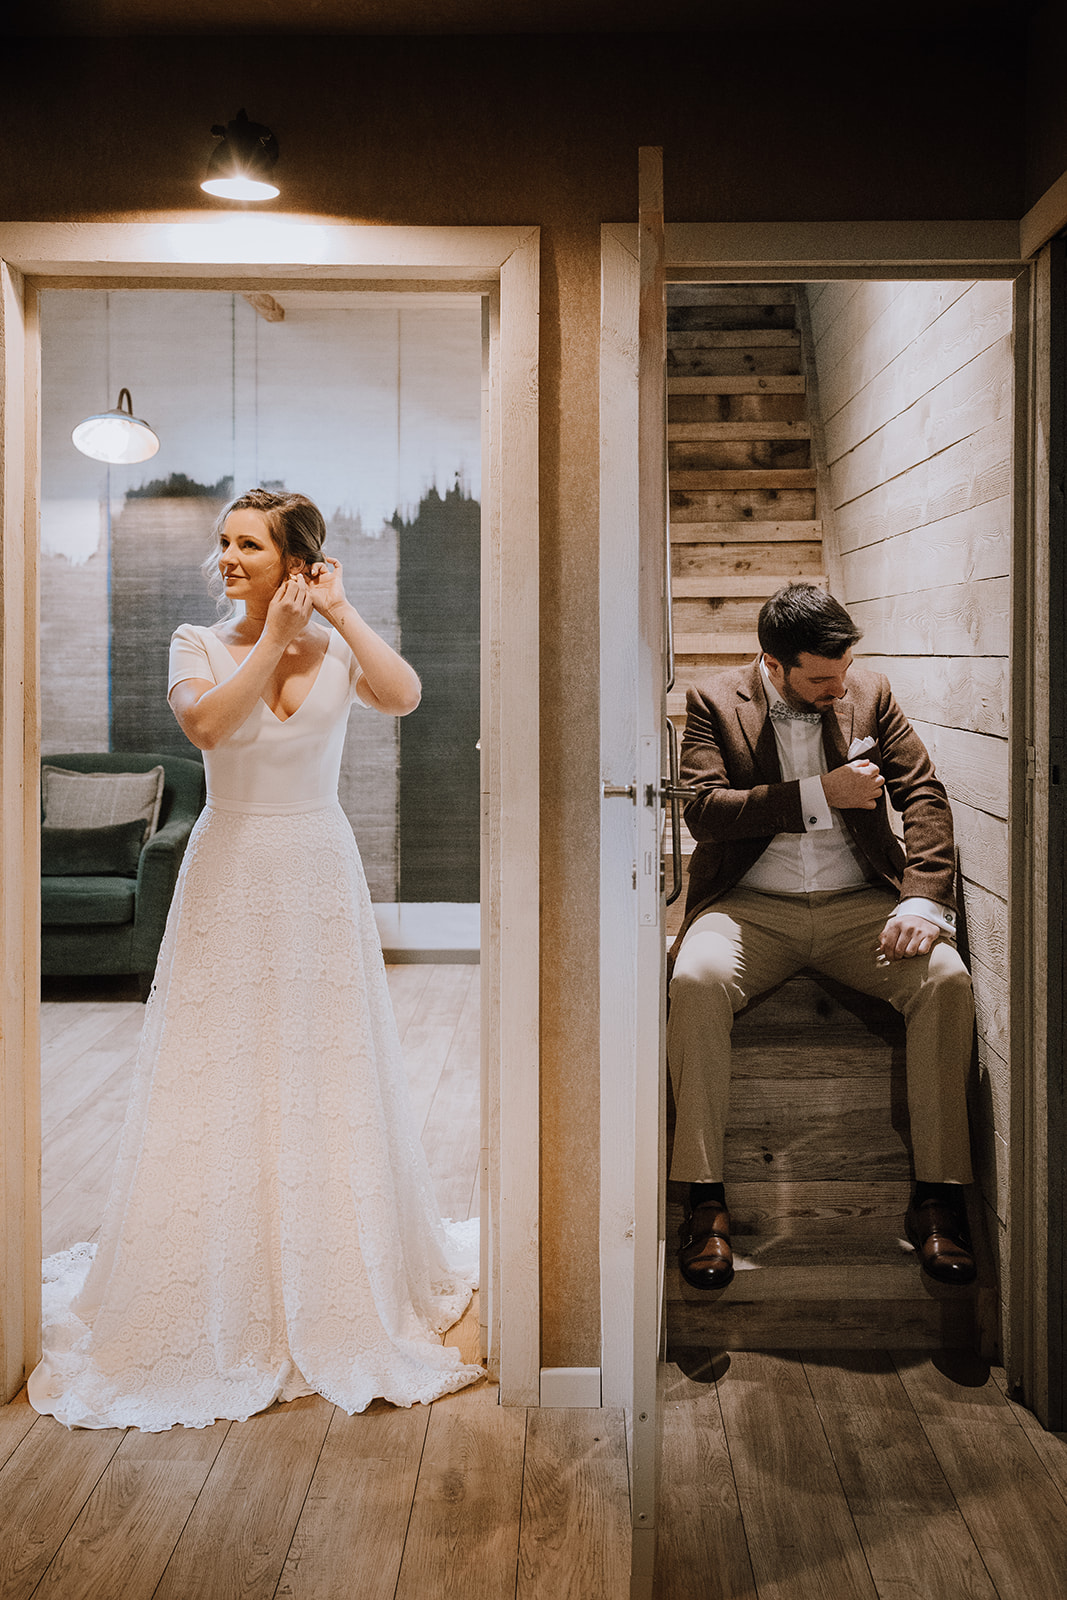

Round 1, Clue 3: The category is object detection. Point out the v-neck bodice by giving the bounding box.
[169,624,362,814]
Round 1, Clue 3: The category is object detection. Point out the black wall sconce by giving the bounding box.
[202,109,280,202]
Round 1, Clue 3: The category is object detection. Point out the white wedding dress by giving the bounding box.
[29,623,482,1431]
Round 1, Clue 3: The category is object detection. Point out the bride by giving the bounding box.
[30,489,482,1431]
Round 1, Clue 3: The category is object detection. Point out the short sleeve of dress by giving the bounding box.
[169,624,215,693]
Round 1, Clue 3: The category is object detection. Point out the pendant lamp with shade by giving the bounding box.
[71,388,160,465]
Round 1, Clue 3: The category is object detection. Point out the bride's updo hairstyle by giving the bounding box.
[205,488,328,612]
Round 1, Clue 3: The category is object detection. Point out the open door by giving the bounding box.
[599,147,669,1600]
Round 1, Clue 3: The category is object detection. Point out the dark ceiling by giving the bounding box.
[2,0,1048,32]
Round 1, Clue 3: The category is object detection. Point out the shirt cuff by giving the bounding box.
[888,897,958,938]
[799,774,833,832]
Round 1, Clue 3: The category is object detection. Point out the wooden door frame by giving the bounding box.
[0,219,541,1407]
[598,220,1060,1420]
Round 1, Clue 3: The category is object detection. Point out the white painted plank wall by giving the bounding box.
[807,279,1013,1325]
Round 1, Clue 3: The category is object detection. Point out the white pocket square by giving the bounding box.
[848,735,877,759]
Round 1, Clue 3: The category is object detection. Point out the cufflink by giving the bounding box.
[808,816,818,825]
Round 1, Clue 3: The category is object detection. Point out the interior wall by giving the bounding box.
[806,278,1013,1344]
[0,23,1047,1366]
[39,288,481,904]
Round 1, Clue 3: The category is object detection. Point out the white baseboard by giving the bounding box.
[539,1366,603,1407]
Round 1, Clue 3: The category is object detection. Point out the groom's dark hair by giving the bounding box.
[758,583,862,669]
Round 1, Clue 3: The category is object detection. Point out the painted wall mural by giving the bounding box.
[40,289,482,902]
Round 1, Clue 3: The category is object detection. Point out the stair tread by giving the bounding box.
[668,375,806,394]
[668,421,811,441]
[672,574,826,598]
[671,520,822,540]
[672,468,817,490]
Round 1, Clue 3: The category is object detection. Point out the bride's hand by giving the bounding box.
[264,572,313,644]
[307,556,348,619]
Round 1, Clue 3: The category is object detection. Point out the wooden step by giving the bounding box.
[672,490,816,522]
[674,631,759,655]
[672,574,827,599]
[668,421,811,441]
[668,348,803,378]
[672,544,824,580]
[669,392,809,424]
[670,519,822,542]
[671,469,816,491]
[669,375,805,394]
[670,442,812,473]
[672,655,756,690]
[667,303,797,332]
[667,284,795,306]
[664,975,985,1352]
[667,329,801,349]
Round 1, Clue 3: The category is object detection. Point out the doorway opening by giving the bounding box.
[0,221,540,1408]
[660,275,1015,1358]
[37,284,485,1261]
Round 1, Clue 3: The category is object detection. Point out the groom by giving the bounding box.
[667,582,976,1291]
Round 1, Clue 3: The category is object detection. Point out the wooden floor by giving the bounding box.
[4,968,1067,1598]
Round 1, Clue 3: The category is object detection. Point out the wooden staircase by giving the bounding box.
[663,286,989,1353]
[665,285,825,939]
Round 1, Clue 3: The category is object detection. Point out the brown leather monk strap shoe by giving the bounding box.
[904,1197,977,1286]
[678,1201,734,1291]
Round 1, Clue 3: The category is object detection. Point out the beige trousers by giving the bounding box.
[667,885,974,1186]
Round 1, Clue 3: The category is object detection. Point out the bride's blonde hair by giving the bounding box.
[204,488,328,613]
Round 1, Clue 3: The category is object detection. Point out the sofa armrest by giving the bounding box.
[130,814,197,972]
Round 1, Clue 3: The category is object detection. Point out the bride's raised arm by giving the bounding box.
[308,557,422,717]
[170,576,313,749]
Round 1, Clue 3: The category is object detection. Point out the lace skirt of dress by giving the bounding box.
[29,802,481,1431]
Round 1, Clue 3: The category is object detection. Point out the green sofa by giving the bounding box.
[41,752,205,992]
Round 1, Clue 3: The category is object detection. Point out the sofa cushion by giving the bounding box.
[41,818,145,878]
[42,765,165,844]
[41,875,137,926]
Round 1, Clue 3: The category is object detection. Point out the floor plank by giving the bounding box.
[851,1508,998,1600]
[0,1386,39,1472]
[655,1354,757,1600]
[0,1418,125,1600]
[516,1408,631,1600]
[275,1403,430,1600]
[32,1418,229,1600]
[802,1350,957,1517]
[394,1401,527,1600]
[152,1395,333,1600]
[714,1350,878,1600]
[920,1419,1067,1599]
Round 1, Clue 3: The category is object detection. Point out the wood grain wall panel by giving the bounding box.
[812,281,914,394]
[909,721,1009,819]
[810,278,1015,1343]
[828,338,1014,510]
[841,499,1010,603]
[832,419,1013,554]
[850,577,1011,658]
[817,283,971,435]
[806,279,864,347]
[949,805,1010,900]
[818,282,993,450]
[860,655,1008,739]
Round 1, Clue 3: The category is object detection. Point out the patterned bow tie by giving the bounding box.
[768,699,823,727]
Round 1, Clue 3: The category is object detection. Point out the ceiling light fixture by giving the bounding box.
[72,388,161,464]
[201,109,280,202]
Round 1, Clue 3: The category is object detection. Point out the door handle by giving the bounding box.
[602,782,637,801]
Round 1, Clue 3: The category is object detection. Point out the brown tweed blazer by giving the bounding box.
[670,658,958,959]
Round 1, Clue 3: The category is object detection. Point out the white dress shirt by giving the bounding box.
[737,659,956,935]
